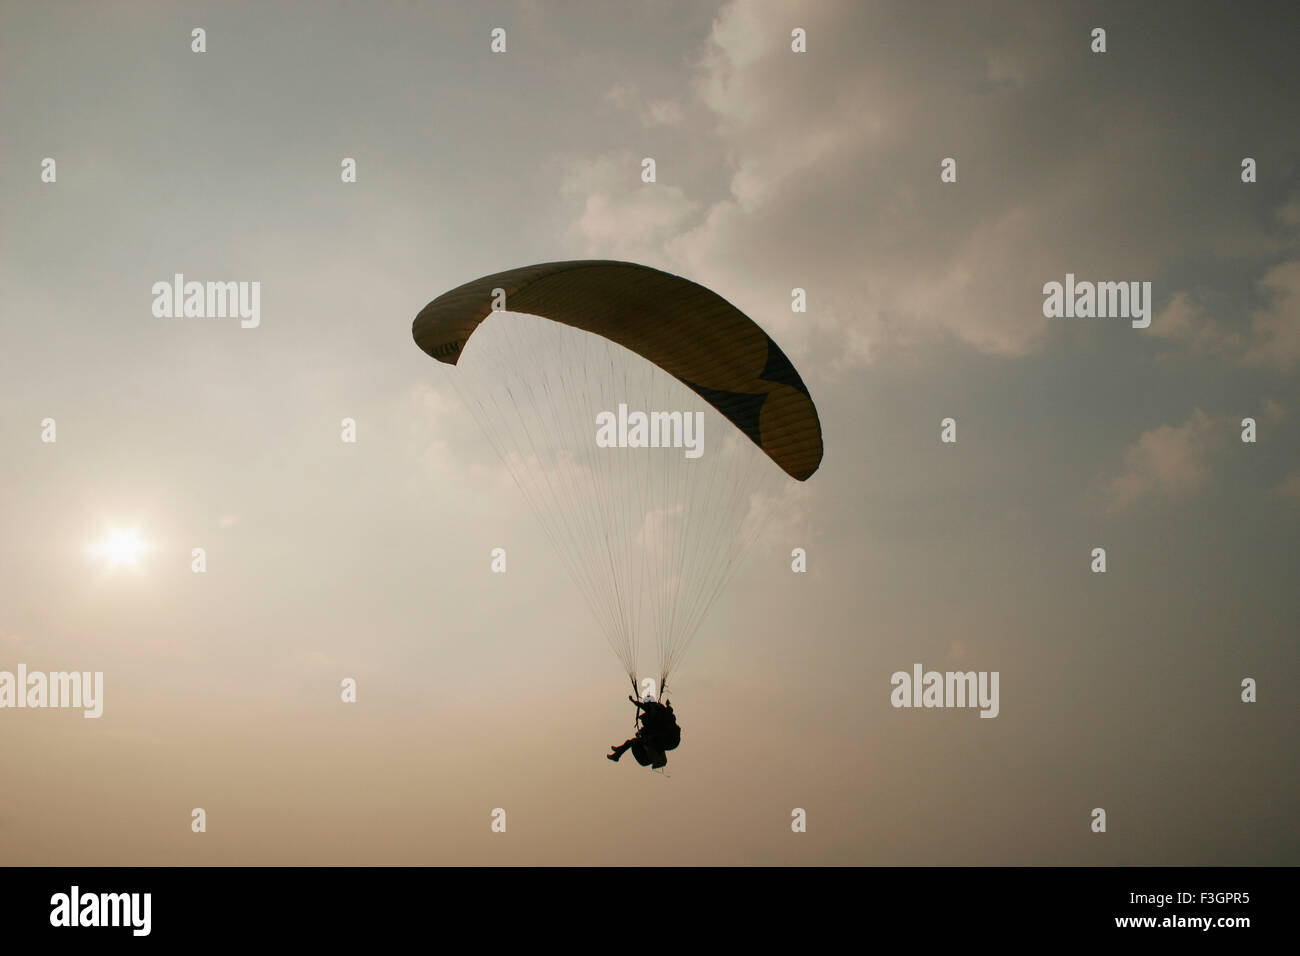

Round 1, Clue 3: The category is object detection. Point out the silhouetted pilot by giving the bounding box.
[608,695,680,768]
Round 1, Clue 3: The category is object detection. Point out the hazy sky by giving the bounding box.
[1,0,1297,865]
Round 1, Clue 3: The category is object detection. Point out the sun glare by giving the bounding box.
[88,527,147,568]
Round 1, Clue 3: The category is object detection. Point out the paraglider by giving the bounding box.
[608,694,681,768]
[412,260,822,768]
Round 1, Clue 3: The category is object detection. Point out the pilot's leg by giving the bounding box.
[608,737,638,761]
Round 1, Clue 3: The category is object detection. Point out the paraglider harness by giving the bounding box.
[628,678,681,751]
[629,677,663,729]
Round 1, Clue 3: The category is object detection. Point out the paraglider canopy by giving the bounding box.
[412,260,823,690]
[413,260,822,481]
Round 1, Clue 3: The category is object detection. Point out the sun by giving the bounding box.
[88,527,147,568]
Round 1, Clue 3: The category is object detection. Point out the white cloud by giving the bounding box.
[660,1,1300,373]
[603,83,684,127]
[402,382,513,494]
[1242,259,1300,370]
[1150,291,1242,355]
[1102,410,1226,511]
[560,152,700,260]
[644,99,685,127]
[1154,259,1300,369]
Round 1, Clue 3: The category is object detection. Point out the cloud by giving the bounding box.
[401,382,513,495]
[1277,195,1300,228]
[552,2,1300,385]
[1102,410,1226,511]
[617,0,1300,373]
[1154,259,1300,369]
[603,83,685,127]
[1260,398,1287,425]
[560,152,700,260]
[1242,259,1300,370]
[661,0,1105,366]
[1274,470,1300,502]
[1149,291,1243,355]
[637,503,686,554]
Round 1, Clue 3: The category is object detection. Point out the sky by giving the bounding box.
[0,0,1296,865]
